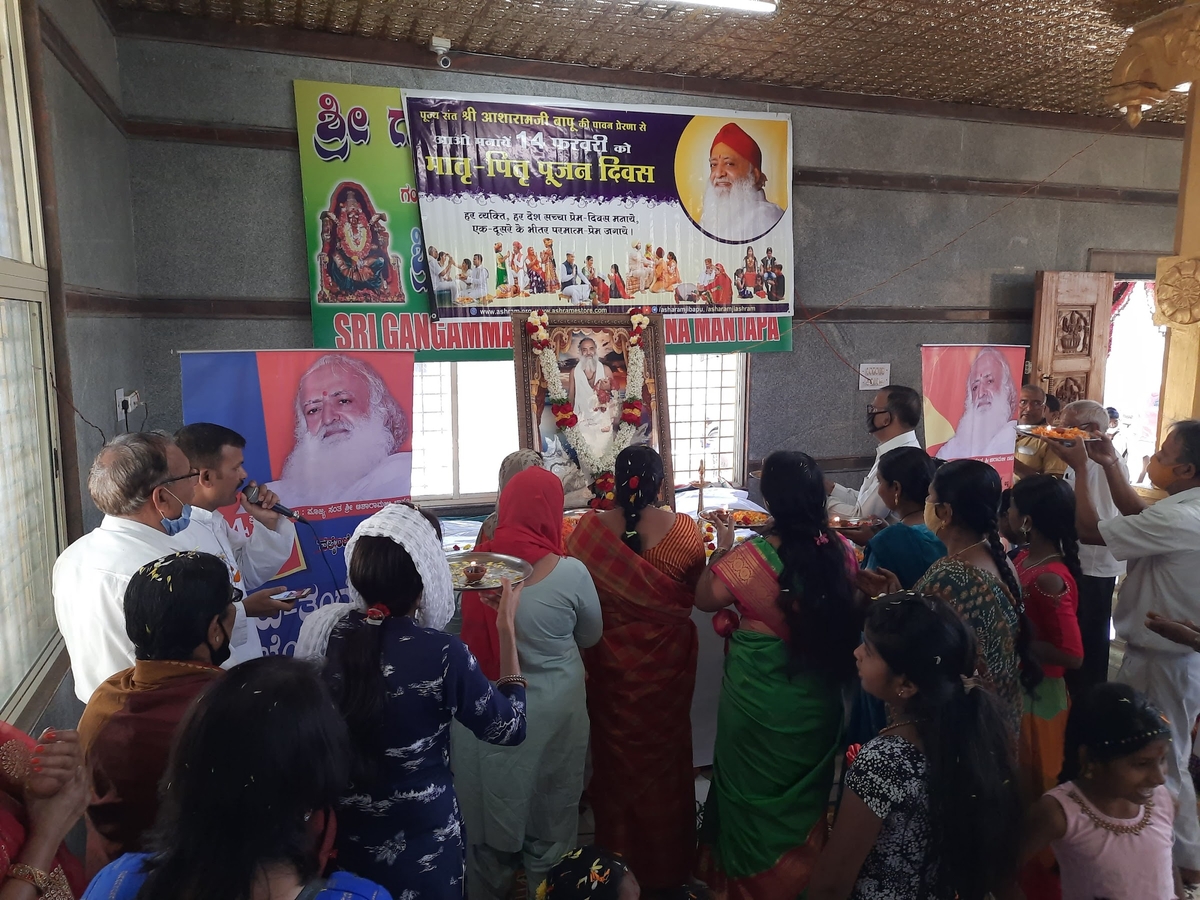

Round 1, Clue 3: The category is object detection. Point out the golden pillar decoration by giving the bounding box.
[1109,4,1200,432]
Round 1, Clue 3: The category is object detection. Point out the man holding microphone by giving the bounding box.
[174,423,301,666]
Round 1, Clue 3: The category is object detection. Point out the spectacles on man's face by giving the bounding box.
[156,470,200,489]
[866,407,889,417]
[1018,397,1045,408]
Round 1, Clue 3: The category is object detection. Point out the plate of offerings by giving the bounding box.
[828,514,885,531]
[698,507,773,532]
[446,551,533,591]
[1016,424,1099,443]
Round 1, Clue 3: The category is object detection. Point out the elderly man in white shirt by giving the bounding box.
[52,433,199,702]
[1058,419,1200,882]
[1057,400,1127,701]
[825,385,924,533]
[558,252,591,305]
[175,423,301,667]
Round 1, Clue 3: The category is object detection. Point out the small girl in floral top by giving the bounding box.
[810,592,1021,900]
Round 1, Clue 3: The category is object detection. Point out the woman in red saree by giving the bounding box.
[1,722,87,898]
[567,445,706,890]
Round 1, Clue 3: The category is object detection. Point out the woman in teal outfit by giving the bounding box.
[862,447,946,588]
[454,468,604,900]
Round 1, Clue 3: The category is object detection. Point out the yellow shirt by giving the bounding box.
[1013,432,1069,481]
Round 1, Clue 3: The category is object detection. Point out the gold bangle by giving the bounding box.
[5,863,67,897]
[496,674,527,689]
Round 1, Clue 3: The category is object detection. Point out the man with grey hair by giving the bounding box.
[1058,399,1128,701]
[267,353,411,507]
[52,433,199,702]
[936,347,1019,460]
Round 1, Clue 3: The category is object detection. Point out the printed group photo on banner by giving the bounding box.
[179,349,416,653]
[921,344,1028,486]
[404,92,794,322]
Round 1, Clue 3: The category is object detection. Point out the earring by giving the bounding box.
[1020,521,1031,539]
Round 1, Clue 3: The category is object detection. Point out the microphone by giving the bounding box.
[242,482,307,523]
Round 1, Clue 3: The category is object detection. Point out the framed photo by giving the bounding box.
[512,311,673,509]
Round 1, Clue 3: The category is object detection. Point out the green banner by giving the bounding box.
[295,80,790,356]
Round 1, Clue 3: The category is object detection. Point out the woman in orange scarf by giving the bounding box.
[567,445,706,890]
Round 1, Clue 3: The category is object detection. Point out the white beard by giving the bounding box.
[280,410,394,500]
[699,176,783,241]
[941,396,1015,458]
[579,354,597,378]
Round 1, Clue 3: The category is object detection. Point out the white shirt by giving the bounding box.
[1102,486,1200,654]
[466,265,489,297]
[174,508,298,667]
[827,430,923,521]
[1064,458,1127,579]
[52,516,182,702]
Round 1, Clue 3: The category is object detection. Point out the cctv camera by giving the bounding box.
[437,52,452,69]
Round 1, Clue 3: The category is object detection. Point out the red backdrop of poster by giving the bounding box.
[921,344,1028,487]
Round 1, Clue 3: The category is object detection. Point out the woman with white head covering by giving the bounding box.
[299,503,527,900]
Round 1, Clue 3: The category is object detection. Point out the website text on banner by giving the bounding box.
[921,344,1029,488]
[180,349,416,655]
[295,79,791,356]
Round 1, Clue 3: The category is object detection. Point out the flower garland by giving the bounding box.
[530,309,650,506]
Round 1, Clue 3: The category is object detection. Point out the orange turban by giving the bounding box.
[711,123,762,171]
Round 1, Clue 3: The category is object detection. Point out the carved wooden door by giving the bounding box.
[1030,271,1115,404]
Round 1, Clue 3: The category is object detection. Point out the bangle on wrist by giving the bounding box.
[496,674,527,689]
[6,863,69,899]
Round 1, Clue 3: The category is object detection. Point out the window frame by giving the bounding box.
[410,353,751,506]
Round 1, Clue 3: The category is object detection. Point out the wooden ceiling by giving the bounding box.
[111,0,1191,123]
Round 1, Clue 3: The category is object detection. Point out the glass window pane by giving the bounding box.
[0,298,56,707]
[665,353,746,485]
[411,362,453,497]
[456,361,518,495]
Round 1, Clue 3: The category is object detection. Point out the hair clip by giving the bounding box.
[365,604,390,625]
[814,533,829,546]
[933,655,942,665]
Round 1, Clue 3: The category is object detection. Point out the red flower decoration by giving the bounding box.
[525,321,538,334]
[845,743,863,767]
[628,476,639,490]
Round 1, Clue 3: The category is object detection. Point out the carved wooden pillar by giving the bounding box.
[1109,5,1200,432]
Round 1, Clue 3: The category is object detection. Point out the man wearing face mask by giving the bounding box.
[825,384,923,528]
[53,433,199,702]
[1053,420,1200,884]
[174,423,299,668]
[77,551,233,875]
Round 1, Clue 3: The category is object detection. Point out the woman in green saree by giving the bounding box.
[694,451,862,900]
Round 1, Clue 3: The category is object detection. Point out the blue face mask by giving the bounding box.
[158,486,192,536]
[161,504,192,536]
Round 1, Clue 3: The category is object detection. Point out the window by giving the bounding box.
[0,0,62,721]
[411,360,519,500]
[665,354,748,486]
[410,353,748,502]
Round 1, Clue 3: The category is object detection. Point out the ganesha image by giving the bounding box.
[317,181,406,304]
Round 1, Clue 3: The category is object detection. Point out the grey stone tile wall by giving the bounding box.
[43,55,137,294]
[116,39,1183,191]
[39,0,121,102]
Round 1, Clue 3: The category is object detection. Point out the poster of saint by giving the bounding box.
[514,312,672,508]
[405,92,793,324]
[921,344,1028,486]
[180,349,415,654]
